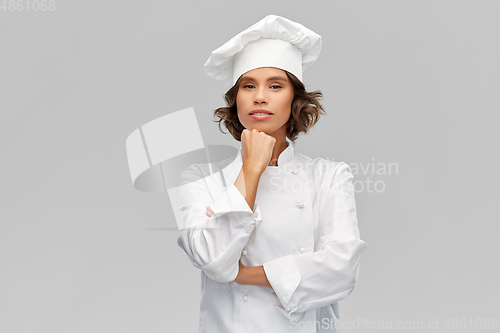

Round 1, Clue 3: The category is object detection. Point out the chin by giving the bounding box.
[251,127,271,134]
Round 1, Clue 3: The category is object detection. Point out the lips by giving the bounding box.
[249,112,273,120]
[249,110,274,115]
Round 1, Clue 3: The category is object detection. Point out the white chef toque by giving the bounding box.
[204,15,322,90]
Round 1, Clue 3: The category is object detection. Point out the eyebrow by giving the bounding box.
[240,75,288,82]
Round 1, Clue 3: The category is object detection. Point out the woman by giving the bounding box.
[177,15,367,333]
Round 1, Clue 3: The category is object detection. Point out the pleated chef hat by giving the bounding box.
[204,15,322,89]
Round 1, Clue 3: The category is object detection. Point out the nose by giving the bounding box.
[253,87,268,104]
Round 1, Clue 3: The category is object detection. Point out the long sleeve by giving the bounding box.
[177,163,262,283]
[262,162,367,320]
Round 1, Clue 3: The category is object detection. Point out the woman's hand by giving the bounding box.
[206,206,214,218]
[241,129,276,175]
[233,259,272,287]
[233,260,247,285]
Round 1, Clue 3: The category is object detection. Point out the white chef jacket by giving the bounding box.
[177,140,367,333]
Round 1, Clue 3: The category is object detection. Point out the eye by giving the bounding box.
[242,84,255,89]
[270,85,282,89]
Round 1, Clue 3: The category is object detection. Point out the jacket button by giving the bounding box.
[295,202,304,208]
[242,249,247,255]
[242,295,248,302]
[299,247,306,253]
[292,169,299,175]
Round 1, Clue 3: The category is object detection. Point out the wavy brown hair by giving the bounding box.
[213,70,325,142]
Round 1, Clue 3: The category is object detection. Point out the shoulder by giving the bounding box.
[295,152,352,180]
[299,153,356,199]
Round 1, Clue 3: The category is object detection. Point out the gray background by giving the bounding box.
[1,1,499,332]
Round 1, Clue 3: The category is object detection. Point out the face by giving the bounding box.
[236,67,295,138]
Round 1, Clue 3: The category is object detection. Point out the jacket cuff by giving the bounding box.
[262,254,301,311]
[268,290,306,323]
[210,184,262,229]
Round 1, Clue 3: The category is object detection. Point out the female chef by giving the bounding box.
[177,15,367,333]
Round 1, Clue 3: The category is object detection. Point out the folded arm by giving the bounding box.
[176,163,263,283]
